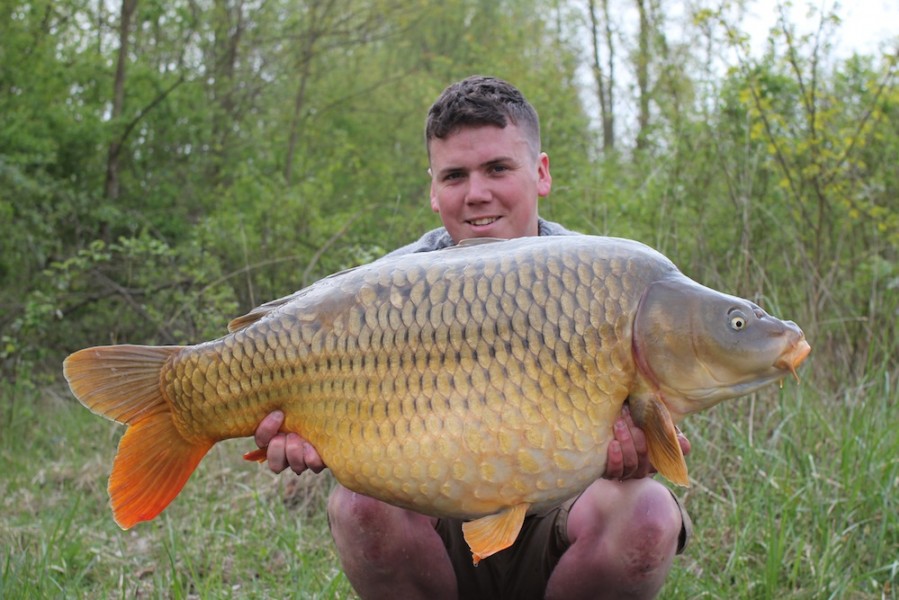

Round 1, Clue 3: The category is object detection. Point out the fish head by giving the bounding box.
[632,276,811,420]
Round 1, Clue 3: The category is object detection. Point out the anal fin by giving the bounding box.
[461,503,530,566]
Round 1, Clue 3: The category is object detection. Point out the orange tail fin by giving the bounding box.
[63,345,213,529]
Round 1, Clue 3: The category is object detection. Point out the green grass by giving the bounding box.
[0,379,353,599]
[663,368,899,599]
[1,368,896,599]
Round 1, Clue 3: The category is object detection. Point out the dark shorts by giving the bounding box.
[434,490,691,600]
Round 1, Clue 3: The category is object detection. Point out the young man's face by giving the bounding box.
[428,123,552,243]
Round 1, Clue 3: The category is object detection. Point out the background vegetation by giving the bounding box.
[1,0,896,597]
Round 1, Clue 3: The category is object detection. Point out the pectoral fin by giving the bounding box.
[461,503,530,565]
[630,396,690,487]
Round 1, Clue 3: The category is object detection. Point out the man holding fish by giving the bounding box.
[254,75,694,600]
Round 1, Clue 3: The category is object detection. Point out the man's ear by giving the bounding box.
[537,152,552,197]
[429,174,440,213]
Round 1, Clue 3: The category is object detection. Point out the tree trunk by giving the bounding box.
[104,0,137,204]
[587,0,615,152]
[635,0,650,150]
[209,0,245,184]
[283,0,338,186]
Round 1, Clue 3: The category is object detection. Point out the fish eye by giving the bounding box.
[730,313,747,331]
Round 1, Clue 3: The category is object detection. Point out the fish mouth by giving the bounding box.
[774,337,812,382]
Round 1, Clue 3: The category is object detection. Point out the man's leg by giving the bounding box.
[545,478,684,600]
[327,484,457,600]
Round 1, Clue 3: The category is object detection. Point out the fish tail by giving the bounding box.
[63,345,214,529]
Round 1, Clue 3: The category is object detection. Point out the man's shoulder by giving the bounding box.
[381,219,580,261]
[537,219,579,237]
[381,227,456,260]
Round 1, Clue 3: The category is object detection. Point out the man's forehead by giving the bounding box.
[429,122,510,147]
[428,123,535,165]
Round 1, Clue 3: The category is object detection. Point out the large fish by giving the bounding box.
[64,235,810,563]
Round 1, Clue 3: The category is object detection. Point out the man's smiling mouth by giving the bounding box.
[469,217,500,226]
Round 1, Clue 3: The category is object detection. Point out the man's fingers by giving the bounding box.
[628,422,652,478]
[303,442,326,474]
[605,440,624,479]
[614,417,639,478]
[255,410,285,448]
[677,429,692,457]
[285,433,307,474]
[266,433,289,474]
[283,433,327,475]
[629,421,648,456]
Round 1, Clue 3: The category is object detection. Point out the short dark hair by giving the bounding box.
[425,75,541,157]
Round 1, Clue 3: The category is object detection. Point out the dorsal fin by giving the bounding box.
[227,265,366,333]
[227,296,292,332]
[227,243,500,333]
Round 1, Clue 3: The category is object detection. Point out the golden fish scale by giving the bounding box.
[161,239,668,519]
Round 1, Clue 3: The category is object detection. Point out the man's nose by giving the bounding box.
[465,173,491,203]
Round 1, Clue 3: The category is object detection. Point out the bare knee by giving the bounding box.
[616,483,682,576]
[326,486,455,599]
[554,480,683,597]
[328,486,405,566]
[328,485,446,564]
[327,485,389,536]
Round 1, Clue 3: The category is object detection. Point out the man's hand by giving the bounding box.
[604,404,691,480]
[254,411,327,475]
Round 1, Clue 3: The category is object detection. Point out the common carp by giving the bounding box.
[64,235,810,563]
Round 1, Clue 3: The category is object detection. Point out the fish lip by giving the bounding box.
[774,337,811,381]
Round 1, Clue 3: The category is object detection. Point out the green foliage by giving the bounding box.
[3,234,239,377]
[1,1,897,594]
[0,0,597,378]
[719,13,898,380]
